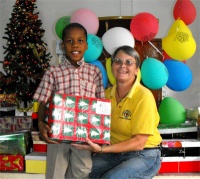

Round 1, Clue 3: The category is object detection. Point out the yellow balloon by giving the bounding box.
[106,58,116,85]
[137,68,141,81]
[162,32,196,60]
[105,57,141,85]
[168,19,192,36]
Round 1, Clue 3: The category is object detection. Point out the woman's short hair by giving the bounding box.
[111,45,140,67]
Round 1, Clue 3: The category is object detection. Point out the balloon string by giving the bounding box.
[120,0,122,17]
[148,41,164,59]
[176,17,181,32]
[140,41,148,59]
[103,50,110,61]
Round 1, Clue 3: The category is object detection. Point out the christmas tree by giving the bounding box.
[1,0,51,108]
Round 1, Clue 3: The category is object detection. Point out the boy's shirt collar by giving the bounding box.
[64,57,85,67]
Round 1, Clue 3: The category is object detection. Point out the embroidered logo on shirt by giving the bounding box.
[122,110,131,120]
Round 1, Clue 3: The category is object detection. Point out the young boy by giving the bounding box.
[33,23,105,179]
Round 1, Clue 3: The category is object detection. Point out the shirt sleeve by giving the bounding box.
[33,68,55,103]
[94,66,105,99]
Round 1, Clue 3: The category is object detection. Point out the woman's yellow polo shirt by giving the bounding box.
[105,80,162,148]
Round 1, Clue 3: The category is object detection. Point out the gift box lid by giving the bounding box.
[0,130,30,140]
[158,123,197,134]
[31,131,45,142]
[33,141,47,145]
[161,156,200,162]
[25,152,46,160]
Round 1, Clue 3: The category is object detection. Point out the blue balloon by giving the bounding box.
[141,58,168,90]
[89,60,108,88]
[84,34,103,62]
[164,60,192,91]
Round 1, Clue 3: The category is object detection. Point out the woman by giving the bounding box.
[72,45,162,179]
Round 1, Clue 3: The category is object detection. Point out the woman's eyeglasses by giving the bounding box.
[112,58,136,66]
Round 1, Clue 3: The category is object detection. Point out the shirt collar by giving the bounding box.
[64,57,85,67]
[110,78,140,99]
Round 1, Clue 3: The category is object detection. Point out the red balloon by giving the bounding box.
[163,50,187,64]
[163,50,172,61]
[130,12,159,42]
[173,0,196,25]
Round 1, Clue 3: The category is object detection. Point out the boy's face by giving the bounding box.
[62,27,88,67]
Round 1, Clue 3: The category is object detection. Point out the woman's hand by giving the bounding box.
[71,137,102,153]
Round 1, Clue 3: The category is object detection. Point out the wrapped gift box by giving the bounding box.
[31,131,47,152]
[161,139,200,157]
[48,93,111,144]
[25,152,46,174]
[0,116,32,132]
[0,154,24,171]
[33,141,47,153]
[159,156,200,173]
[0,131,32,155]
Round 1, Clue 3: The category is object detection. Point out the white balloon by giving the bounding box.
[102,27,135,55]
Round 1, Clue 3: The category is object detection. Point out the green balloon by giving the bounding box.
[159,97,186,124]
[55,16,71,39]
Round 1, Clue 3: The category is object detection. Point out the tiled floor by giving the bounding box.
[0,173,200,179]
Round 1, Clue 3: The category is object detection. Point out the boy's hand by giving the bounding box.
[38,121,57,144]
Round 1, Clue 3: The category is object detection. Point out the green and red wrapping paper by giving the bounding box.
[0,131,32,155]
[48,93,111,144]
[0,154,24,171]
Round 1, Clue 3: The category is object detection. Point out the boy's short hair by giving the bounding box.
[62,23,87,41]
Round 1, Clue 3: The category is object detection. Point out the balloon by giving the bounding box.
[162,32,196,61]
[105,58,141,85]
[159,97,186,124]
[130,12,159,42]
[102,27,135,55]
[55,16,71,39]
[141,58,168,90]
[137,69,141,82]
[106,58,116,85]
[168,19,192,36]
[89,60,108,89]
[70,8,99,34]
[84,34,103,62]
[164,60,192,91]
[173,0,196,25]
[162,50,172,61]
